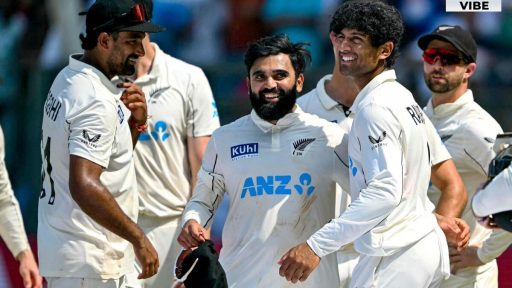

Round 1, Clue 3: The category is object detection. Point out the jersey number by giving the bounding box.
[40,136,55,205]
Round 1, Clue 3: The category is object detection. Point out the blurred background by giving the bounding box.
[0,0,511,286]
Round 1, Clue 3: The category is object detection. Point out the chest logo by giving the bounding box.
[231,143,258,160]
[292,138,316,156]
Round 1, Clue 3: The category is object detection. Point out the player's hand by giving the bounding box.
[278,242,320,283]
[449,244,484,274]
[118,82,147,125]
[436,214,470,251]
[177,220,207,249]
[133,235,159,279]
[16,249,43,288]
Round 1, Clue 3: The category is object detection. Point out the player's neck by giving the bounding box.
[431,84,468,108]
[326,72,359,108]
[135,42,156,78]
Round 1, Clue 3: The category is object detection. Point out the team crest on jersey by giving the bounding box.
[368,131,388,149]
[231,143,258,160]
[81,130,101,148]
[292,138,316,156]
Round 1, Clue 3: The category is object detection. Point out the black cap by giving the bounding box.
[175,240,228,288]
[81,0,164,34]
[418,25,477,63]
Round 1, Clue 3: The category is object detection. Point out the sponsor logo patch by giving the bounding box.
[231,143,258,160]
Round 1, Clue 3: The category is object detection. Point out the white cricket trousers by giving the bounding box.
[126,215,182,288]
[350,227,448,288]
[46,275,127,288]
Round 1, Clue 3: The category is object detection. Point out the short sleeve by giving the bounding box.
[68,95,117,168]
[187,68,221,137]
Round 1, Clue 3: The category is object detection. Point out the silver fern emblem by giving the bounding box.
[293,138,315,156]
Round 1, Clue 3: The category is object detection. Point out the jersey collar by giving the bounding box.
[351,69,397,115]
[424,90,474,118]
[315,75,339,111]
[251,105,304,133]
[69,54,119,93]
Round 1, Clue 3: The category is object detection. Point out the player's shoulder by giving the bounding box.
[212,115,252,137]
[298,111,344,141]
[160,52,206,78]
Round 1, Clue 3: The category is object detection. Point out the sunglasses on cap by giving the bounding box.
[92,3,148,32]
[422,48,466,66]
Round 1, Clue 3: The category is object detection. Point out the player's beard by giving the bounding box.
[107,54,138,77]
[424,72,463,94]
[249,85,297,121]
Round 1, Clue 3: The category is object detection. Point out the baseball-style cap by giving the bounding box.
[174,240,228,288]
[417,25,477,63]
[80,0,164,34]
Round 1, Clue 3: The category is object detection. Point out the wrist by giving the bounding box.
[128,116,148,132]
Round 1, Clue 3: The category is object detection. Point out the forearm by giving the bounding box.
[71,181,144,246]
[435,191,466,217]
[0,199,29,257]
[477,229,512,263]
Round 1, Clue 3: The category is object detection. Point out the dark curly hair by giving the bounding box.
[244,34,311,78]
[329,0,403,68]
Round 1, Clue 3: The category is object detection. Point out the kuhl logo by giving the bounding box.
[231,143,258,160]
[292,138,315,156]
[368,131,387,144]
[240,172,315,198]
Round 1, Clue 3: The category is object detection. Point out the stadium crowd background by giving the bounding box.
[0,0,511,287]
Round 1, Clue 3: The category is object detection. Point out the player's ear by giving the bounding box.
[295,74,304,93]
[378,41,394,61]
[97,32,111,50]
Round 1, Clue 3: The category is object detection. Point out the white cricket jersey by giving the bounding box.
[182,107,349,288]
[132,43,220,218]
[473,165,512,218]
[0,125,29,257]
[38,54,138,278]
[308,70,445,260]
[424,90,503,278]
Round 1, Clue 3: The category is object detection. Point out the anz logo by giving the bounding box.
[139,121,170,142]
[349,157,358,177]
[240,173,315,199]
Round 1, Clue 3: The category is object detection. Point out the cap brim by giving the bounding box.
[117,22,165,33]
[417,34,446,50]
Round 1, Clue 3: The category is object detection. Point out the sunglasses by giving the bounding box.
[422,48,466,66]
[92,3,148,32]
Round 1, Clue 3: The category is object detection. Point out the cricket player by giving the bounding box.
[0,125,42,288]
[296,6,468,287]
[473,165,512,224]
[123,1,220,287]
[178,34,349,287]
[38,0,162,286]
[419,24,505,287]
[280,2,450,287]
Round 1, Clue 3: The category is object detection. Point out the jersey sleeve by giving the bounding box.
[0,126,29,257]
[472,165,512,217]
[67,91,117,168]
[182,136,225,228]
[425,117,451,165]
[333,131,350,193]
[186,68,221,137]
[477,229,512,263]
[308,105,403,257]
[462,120,502,178]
